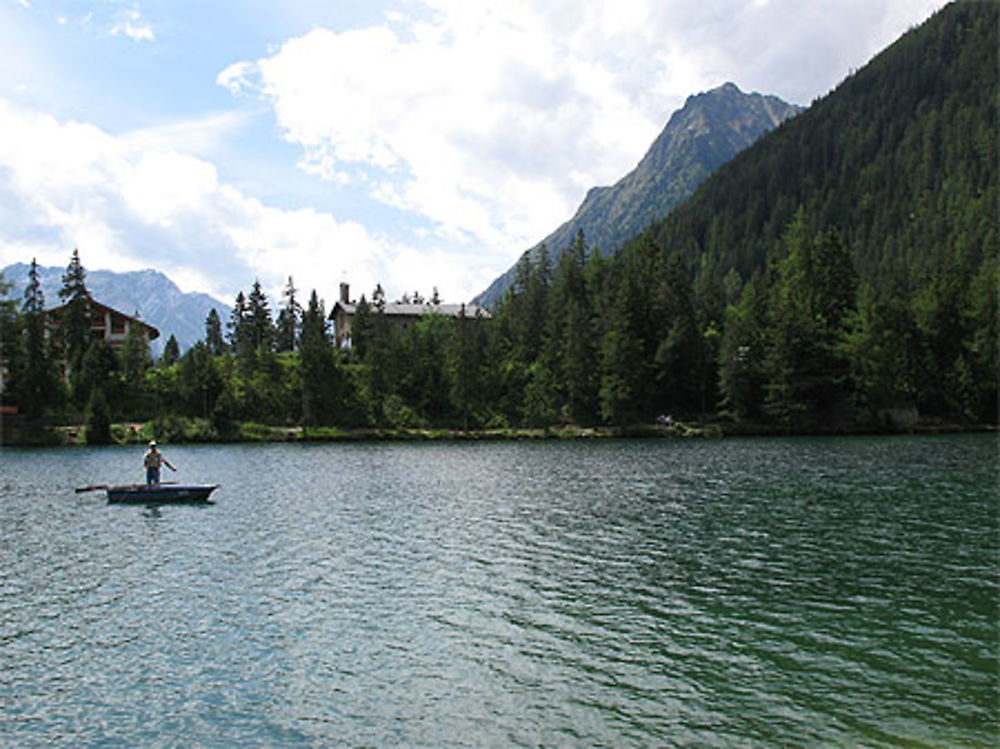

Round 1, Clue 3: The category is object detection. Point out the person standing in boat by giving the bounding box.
[143,441,176,485]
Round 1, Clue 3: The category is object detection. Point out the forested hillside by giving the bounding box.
[1,2,994,441]
[617,0,998,426]
[647,2,995,286]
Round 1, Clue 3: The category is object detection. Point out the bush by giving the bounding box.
[84,388,112,444]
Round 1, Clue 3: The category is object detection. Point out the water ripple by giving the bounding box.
[0,436,997,746]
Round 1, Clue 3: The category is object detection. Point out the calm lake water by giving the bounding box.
[1,434,996,747]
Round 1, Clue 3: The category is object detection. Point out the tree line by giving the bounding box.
[1,216,995,444]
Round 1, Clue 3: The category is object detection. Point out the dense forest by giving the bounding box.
[0,2,996,442]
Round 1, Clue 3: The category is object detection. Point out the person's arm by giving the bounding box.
[164,457,177,471]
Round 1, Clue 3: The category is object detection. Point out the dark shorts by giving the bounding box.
[146,466,161,485]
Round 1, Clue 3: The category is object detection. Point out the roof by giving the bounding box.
[45,295,160,339]
[331,301,491,319]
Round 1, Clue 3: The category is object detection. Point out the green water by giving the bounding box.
[1,434,996,746]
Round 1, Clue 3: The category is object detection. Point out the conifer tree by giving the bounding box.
[120,321,151,393]
[161,335,180,367]
[178,342,222,418]
[350,295,372,359]
[718,274,769,421]
[545,231,596,423]
[246,280,274,353]
[84,385,112,444]
[18,259,57,414]
[204,308,226,356]
[447,304,482,429]
[0,272,23,406]
[58,249,91,382]
[653,252,702,416]
[275,276,301,353]
[300,290,336,426]
[598,268,646,425]
[228,291,254,365]
[78,339,119,411]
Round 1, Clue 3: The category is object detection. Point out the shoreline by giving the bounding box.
[1,418,995,448]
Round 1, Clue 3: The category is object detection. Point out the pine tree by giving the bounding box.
[362,284,395,424]
[300,290,336,426]
[204,308,226,355]
[17,259,57,415]
[840,281,918,422]
[447,304,483,429]
[161,335,180,367]
[84,385,112,444]
[120,321,151,393]
[763,212,856,426]
[178,342,222,418]
[58,249,91,379]
[653,252,703,416]
[275,276,301,353]
[350,295,372,359]
[228,291,255,365]
[228,292,247,347]
[545,231,596,423]
[246,280,274,353]
[718,274,769,421]
[78,339,119,411]
[0,272,23,408]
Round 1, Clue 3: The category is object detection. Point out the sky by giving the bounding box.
[0,0,944,307]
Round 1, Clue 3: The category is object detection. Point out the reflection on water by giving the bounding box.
[0,435,997,746]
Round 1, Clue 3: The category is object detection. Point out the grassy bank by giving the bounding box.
[3,417,724,446]
[6,416,993,447]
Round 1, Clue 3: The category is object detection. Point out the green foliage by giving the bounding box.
[77,339,119,410]
[58,248,91,371]
[84,386,112,444]
[0,271,23,405]
[299,290,340,426]
[275,276,301,353]
[161,335,180,367]
[149,415,217,443]
[204,308,226,356]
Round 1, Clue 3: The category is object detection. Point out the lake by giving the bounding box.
[1,434,996,746]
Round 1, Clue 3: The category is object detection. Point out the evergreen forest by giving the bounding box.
[0,2,996,442]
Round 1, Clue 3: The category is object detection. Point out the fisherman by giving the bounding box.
[143,440,176,485]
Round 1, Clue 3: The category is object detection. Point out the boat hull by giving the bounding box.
[106,484,218,504]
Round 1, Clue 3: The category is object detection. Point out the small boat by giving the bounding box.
[105,484,219,504]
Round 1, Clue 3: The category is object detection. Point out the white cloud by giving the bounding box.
[0,97,414,305]
[221,0,943,286]
[109,7,154,42]
[119,110,256,158]
[218,2,666,269]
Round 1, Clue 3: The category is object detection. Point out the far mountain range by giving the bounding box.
[473,82,801,307]
[1,263,228,354]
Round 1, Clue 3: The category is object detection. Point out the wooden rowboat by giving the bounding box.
[104,484,218,504]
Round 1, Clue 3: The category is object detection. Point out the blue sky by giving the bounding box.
[0,0,943,306]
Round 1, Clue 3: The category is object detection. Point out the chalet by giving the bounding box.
[329,283,490,348]
[45,295,160,349]
[0,296,159,406]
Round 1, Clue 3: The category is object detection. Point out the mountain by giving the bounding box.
[592,0,996,423]
[473,82,801,307]
[642,1,996,287]
[2,263,228,354]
